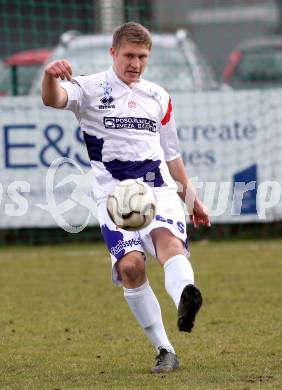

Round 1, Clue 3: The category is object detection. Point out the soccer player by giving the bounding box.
[41,22,210,373]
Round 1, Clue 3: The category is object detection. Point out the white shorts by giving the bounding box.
[97,189,189,285]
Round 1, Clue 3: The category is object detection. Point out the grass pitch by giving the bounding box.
[0,238,281,389]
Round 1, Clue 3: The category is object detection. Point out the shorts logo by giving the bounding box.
[104,117,156,133]
[156,215,185,234]
[99,82,115,109]
[110,237,142,257]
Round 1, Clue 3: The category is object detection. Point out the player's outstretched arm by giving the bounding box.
[167,156,210,228]
[41,59,72,108]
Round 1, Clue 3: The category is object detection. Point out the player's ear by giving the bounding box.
[110,47,115,58]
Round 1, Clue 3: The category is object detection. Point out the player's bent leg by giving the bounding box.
[117,250,178,372]
[150,227,185,266]
[151,227,202,333]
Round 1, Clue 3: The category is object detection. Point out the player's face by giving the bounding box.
[110,40,150,86]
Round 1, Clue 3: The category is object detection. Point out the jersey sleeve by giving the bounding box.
[60,77,83,115]
[159,96,180,161]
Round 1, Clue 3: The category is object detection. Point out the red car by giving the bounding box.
[223,36,282,89]
[0,48,52,96]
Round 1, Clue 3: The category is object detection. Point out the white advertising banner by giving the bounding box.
[172,90,282,223]
[0,92,282,229]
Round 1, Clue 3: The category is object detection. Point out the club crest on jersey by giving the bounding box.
[128,100,136,109]
[99,82,115,109]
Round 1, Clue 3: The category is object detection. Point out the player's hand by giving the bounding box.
[189,198,211,228]
[44,59,73,81]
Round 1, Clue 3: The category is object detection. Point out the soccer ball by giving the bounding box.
[107,179,157,230]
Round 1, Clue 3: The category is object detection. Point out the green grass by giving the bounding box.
[0,239,281,389]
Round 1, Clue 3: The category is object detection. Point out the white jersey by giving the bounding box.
[61,67,180,203]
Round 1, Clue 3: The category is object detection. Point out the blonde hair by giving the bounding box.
[112,22,152,50]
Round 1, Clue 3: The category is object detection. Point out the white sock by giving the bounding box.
[164,254,194,308]
[124,280,175,353]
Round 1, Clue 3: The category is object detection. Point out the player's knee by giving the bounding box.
[121,263,141,282]
[117,253,145,283]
